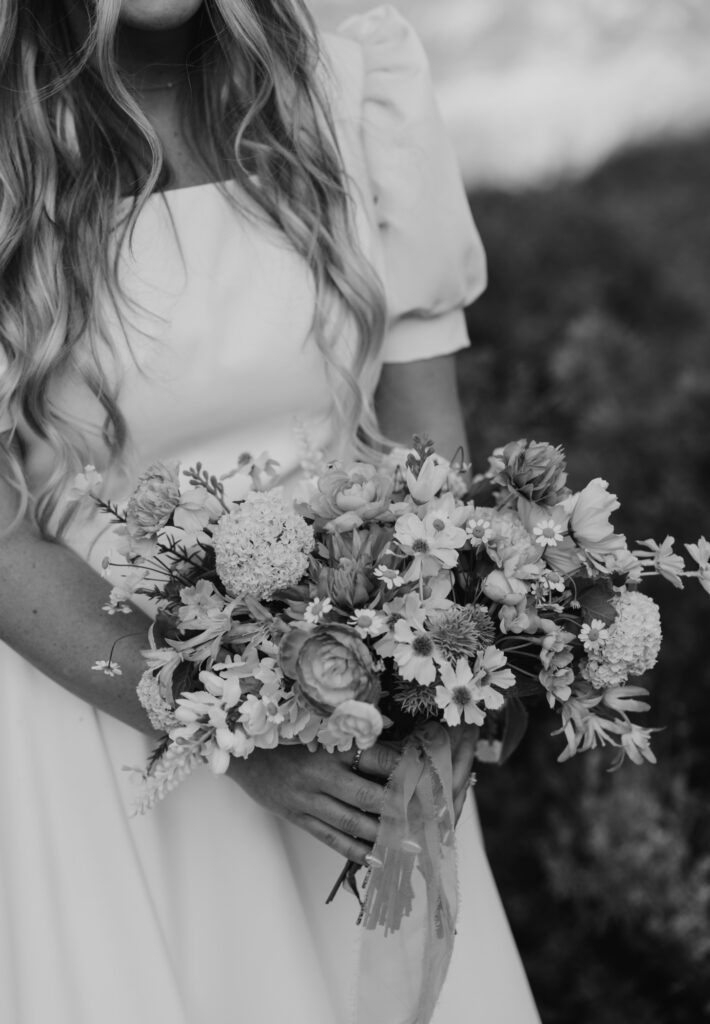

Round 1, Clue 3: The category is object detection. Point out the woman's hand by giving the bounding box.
[227,741,400,865]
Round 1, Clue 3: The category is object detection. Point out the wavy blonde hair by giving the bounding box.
[0,0,387,535]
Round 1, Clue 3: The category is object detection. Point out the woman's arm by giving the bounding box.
[0,452,390,862]
[0,472,158,734]
[374,353,470,459]
[375,353,478,820]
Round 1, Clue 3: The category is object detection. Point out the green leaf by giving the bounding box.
[500,697,529,764]
[578,577,617,626]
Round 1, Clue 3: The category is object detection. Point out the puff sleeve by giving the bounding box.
[338,6,487,364]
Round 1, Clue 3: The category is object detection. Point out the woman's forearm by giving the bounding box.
[0,514,157,735]
[375,353,470,461]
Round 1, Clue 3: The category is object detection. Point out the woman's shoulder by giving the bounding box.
[321,5,430,122]
[320,6,487,365]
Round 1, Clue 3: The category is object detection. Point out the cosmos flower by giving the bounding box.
[394,511,467,580]
[435,658,486,727]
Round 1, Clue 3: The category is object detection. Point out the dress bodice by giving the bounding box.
[2,6,487,513]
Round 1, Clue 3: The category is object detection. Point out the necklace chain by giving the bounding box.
[124,69,188,94]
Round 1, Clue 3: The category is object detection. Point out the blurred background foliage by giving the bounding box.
[313,1,710,1018]
[461,132,710,1022]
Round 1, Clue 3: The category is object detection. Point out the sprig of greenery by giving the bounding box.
[183,462,230,513]
[92,497,126,524]
[405,435,436,478]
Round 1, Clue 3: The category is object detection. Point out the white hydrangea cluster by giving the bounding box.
[213,489,314,600]
[582,590,662,690]
[136,671,177,731]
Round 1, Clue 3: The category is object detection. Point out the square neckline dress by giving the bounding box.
[0,7,541,1022]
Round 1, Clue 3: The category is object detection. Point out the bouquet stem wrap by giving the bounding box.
[355,723,458,1024]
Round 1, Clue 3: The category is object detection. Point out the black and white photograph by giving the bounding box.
[1,2,709,1022]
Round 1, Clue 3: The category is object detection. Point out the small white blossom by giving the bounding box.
[91,659,122,677]
[686,537,710,596]
[102,590,133,616]
[533,519,565,548]
[634,536,686,589]
[68,464,103,501]
[374,565,404,590]
[465,515,493,546]
[304,596,333,624]
[130,741,205,815]
[614,721,658,767]
[348,610,388,639]
[579,619,610,653]
[601,685,651,716]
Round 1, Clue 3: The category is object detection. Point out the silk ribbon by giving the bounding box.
[354,722,458,1024]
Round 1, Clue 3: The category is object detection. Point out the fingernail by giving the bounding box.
[401,839,422,854]
[364,853,383,869]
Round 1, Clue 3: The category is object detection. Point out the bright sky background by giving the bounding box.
[311,0,710,187]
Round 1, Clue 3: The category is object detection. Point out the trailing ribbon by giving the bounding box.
[354,722,458,1024]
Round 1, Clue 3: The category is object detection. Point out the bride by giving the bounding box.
[0,1,541,1021]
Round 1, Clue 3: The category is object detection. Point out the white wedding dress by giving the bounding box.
[0,8,541,1023]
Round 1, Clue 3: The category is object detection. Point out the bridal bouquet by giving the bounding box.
[85,437,708,794]
[80,436,708,1022]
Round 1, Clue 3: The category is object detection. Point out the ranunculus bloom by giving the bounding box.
[481,569,528,606]
[125,462,181,548]
[564,478,627,567]
[308,463,393,532]
[326,699,384,750]
[489,440,569,507]
[279,624,380,716]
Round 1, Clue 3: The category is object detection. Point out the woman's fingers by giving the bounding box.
[333,768,388,816]
[343,741,400,781]
[315,794,381,845]
[299,813,373,866]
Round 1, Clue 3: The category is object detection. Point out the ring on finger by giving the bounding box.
[351,746,364,774]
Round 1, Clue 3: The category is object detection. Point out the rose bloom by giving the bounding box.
[327,700,384,750]
[481,569,528,606]
[124,461,181,549]
[279,623,381,716]
[489,439,569,507]
[308,463,393,532]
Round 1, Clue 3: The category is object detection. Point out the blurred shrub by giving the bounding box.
[544,767,710,965]
[460,131,710,1022]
